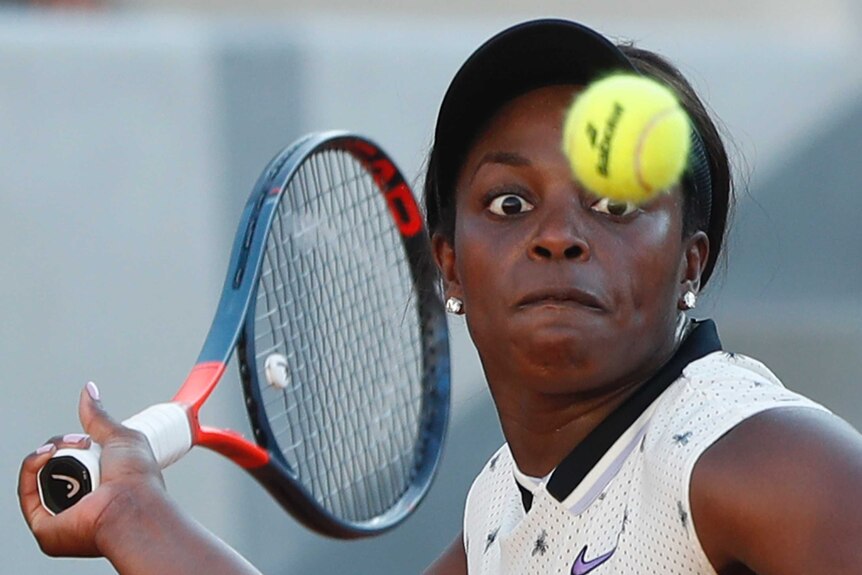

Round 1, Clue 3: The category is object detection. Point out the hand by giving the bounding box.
[18,382,167,557]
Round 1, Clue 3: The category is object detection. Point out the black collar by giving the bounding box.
[517,319,722,510]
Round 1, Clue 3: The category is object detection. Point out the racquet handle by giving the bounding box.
[37,402,193,515]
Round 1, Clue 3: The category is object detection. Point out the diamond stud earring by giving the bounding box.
[445,297,464,315]
[682,291,697,310]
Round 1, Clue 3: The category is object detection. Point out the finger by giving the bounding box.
[18,447,58,530]
[77,382,123,445]
[19,443,102,557]
[38,433,93,450]
[19,433,91,522]
[59,433,92,449]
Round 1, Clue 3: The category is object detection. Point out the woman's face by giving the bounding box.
[435,84,707,396]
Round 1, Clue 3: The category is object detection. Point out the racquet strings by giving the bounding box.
[253,148,424,523]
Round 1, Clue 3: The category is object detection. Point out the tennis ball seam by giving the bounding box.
[634,106,680,195]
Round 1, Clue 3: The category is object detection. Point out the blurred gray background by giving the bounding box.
[2,1,861,573]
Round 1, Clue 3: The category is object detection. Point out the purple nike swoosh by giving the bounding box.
[571,544,616,575]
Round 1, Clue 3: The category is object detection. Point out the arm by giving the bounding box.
[423,532,467,575]
[18,384,261,575]
[691,406,862,574]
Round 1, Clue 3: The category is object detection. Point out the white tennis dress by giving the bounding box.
[463,321,827,575]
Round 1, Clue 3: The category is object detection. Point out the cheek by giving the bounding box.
[618,212,683,311]
[453,221,511,296]
[450,218,529,354]
[451,227,498,353]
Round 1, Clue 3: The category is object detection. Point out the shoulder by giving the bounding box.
[648,351,827,438]
[642,351,828,464]
[681,349,801,398]
[692,401,862,574]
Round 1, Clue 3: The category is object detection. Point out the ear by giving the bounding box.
[678,230,709,309]
[432,232,463,301]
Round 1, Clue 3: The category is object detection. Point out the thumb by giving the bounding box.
[77,382,125,445]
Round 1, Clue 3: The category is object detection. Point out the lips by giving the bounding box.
[516,286,607,312]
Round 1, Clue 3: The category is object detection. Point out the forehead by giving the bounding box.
[460,85,580,167]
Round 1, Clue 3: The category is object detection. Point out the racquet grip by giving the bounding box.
[123,403,194,468]
[37,402,193,515]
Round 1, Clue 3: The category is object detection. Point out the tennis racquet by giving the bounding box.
[37,131,450,538]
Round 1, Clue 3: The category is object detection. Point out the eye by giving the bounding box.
[590,197,639,217]
[488,194,535,216]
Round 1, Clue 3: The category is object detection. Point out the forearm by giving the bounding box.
[423,532,466,575]
[97,485,261,575]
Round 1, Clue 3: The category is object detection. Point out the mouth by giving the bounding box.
[516,287,607,312]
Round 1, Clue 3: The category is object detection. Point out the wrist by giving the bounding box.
[92,479,262,575]
[93,477,174,559]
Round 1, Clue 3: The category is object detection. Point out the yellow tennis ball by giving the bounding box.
[562,74,691,204]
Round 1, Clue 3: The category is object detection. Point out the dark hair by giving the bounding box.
[423,40,733,287]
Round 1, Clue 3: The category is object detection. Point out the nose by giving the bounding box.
[529,201,590,261]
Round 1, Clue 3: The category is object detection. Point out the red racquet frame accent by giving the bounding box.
[351,139,423,238]
[198,426,269,469]
[173,361,226,409]
[171,361,269,469]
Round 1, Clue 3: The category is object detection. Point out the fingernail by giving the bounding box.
[63,433,89,444]
[36,443,55,455]
[86,381,100,401]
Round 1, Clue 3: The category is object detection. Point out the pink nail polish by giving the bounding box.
[63,433,89,443]
[36,444,55,455]
[86,381,100,401]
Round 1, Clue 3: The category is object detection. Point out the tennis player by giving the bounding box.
[19,18,862,575]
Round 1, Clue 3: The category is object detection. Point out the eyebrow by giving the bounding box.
[469,151,532,184]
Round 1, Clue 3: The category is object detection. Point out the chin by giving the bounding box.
[514,325,600,371]
[512,307,608,346]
